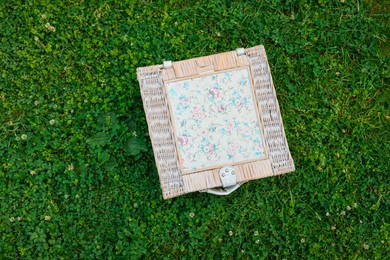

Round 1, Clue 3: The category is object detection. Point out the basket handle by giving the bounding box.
[201,183,243,196]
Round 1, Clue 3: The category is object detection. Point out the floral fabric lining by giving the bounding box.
[166,68,265,172]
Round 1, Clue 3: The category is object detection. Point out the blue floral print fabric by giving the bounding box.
[166,68,265,172]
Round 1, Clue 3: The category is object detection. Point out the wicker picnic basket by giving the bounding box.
[136,45,294,199]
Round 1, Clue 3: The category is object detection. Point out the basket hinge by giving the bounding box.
[236,48,245,56]
[219,166,237,188]
[163,61,172,69]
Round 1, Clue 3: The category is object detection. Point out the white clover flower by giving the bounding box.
[132,131,137,137]
[340,211,346,216]
[331,226,336,230]
[189,212,195,218]
[45,215,51,221]
[50,119,56,125]
[326,212,330,217]
[45,22,56,32]
[17,217,22,221]
[133,203,138,207]
[30,170,36,175]
[21,134,27,140]
[229,231,233,236]
[64,194,69,199]
[34,100,39,106]
[254,231,259,236]
[41,14,47,19]
[10,217,15,222]
[346,206,351,211]
[34,36,39,42]
[75,194,80,199]
[301,238,305,243]
[363,244,369,250]
[255,239,260,244]
[16,136,21,141]
[68,164,74,171]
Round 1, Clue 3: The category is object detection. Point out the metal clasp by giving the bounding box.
[219,166,237,188]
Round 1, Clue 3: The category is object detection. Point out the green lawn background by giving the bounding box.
[0,0,389,258]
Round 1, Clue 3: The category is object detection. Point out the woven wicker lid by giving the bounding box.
[137,45,294,199]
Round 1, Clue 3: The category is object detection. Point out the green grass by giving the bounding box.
[0,0,389,258]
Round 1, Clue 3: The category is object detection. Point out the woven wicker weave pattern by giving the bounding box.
[137,45,294,199]
[246,46,295,175]
[137,67,185,198]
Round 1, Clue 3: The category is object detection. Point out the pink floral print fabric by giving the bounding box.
[166,68,265,172]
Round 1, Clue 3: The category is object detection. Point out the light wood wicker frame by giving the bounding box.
[137,45,295,199]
